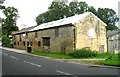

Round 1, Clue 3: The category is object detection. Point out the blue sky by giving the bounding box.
[1,0,119,29]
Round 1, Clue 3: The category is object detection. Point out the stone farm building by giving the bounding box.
[12,12,107,53]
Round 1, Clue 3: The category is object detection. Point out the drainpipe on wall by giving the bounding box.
[73,26,76,50]
[106,29,108,53]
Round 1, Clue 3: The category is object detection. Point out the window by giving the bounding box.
[38,41,41,46]
[27,41,29,46]
[55,28,59,38]
[23,41,25,46]
[18,42,19,45]
[31,41,32,46]
[35,31,38,38]
[43,37,50,46]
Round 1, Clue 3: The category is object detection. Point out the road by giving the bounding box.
[1,49,119,77]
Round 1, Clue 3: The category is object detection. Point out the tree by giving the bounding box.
[2,7,19,36]
[36,0,70,25]
[88,6,97,15]
[2,35,10,47]
[97,8,119,30]
[69,1,88,15]
[35,0,119,30]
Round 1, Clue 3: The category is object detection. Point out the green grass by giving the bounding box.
[30,51,120,67]
[93,53,120,66]
[93,53,117,58]
[31,51,75,59]
[96,60,119,67]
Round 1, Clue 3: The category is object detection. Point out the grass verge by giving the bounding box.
[30,51,120,67]
[31,51,74,59]
[94,53,120,67]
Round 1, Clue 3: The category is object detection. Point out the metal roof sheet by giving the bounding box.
[30,12,91,31]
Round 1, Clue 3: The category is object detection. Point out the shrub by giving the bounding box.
[2,35,11,47]
[69,48,97,58]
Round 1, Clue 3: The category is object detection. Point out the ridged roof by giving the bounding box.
[30,12,91,31]
[13,12,107,34]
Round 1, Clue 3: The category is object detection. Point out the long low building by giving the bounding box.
[12,12,107,53]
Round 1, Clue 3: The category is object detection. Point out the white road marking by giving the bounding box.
[56,70,72,75]
[24,61,30,64]
[36,64,41,67]
[10,56,19,60]
[23,61,41,67]
[30,62,42,67]
[10,56,16,59]
[4,54,8,56]
[56,70,78,77]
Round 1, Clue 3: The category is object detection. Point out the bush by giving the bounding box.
[69,48,97,58]
[2,35,11,47]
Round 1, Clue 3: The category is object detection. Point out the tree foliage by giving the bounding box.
[36,0,118,31]
[97,8,119,30]
[2,35,10,47]
[2,7,19,36]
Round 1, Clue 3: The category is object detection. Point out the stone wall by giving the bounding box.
[13,25,75,53]
[75,13,107,52]
[13,13,107,53]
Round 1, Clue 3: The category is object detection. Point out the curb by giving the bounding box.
[1,47,120,69]
[54,59,120,69]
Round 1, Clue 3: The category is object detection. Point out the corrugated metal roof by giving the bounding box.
[30,12,92,31]
[13,26,37,34]
[13,12,107,34]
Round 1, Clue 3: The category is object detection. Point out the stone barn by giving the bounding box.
[12,12,107,53]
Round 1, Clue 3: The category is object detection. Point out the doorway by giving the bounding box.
[42,37,50,52]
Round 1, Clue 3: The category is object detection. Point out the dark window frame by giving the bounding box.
[42,37,50,46]
[31,41,32,46]
[27,41,29,46]
[38,41,41,46]
[23,41,25,46]
[18,42,19,45]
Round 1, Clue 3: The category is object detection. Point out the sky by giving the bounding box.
[1,0,120,30]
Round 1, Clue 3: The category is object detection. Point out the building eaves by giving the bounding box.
[13,26,37,35]
[13,12,107,34]
[30,12,92,32]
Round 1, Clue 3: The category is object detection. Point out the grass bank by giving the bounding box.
[31,51,74,59]
[30,50,120,67]
[94,53,120,67]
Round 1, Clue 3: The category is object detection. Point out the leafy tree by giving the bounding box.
[88,6,97,15]
[69,1,79,15]
[97,8,119,30]
[78,2,88,13]
[36,0,119,30]
[2,35,10,47]
[36,0,70,25]
[2,7,19,36]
